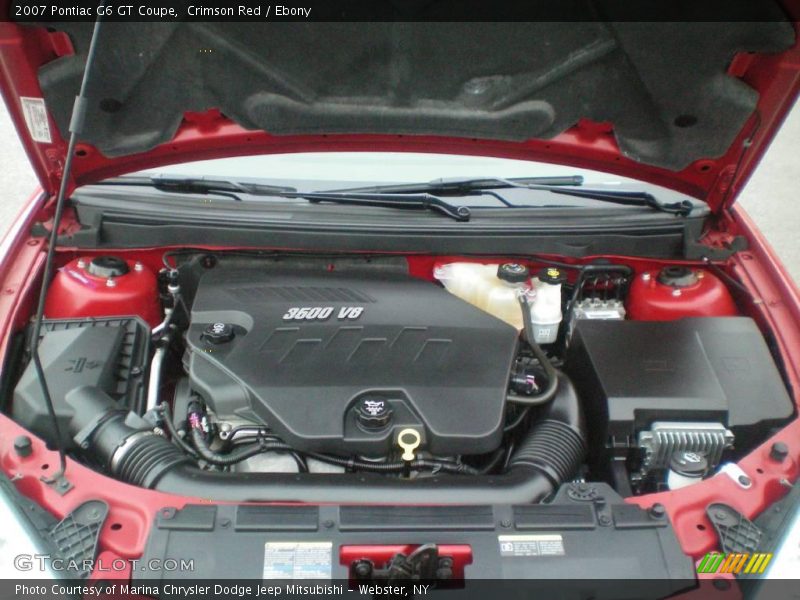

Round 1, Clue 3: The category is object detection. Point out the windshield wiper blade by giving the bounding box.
[152,176,299,199]
[100,176,471,221]
[321,175,693,216]
[97,176,298,201]
[324,175,584,194]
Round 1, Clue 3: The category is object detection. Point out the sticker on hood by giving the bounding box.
[20,97,51,143]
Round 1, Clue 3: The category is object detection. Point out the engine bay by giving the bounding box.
[4,251,795,501]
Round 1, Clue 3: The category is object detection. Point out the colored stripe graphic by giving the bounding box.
[697,553,712,573]
[698,552,773,574]
[720,553,737,573]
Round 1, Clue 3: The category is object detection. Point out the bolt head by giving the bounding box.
[436,567,453,580]
[13,436,33,458]
[770,441,789,463]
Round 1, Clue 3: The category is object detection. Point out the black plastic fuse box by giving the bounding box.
[567,317,795,451]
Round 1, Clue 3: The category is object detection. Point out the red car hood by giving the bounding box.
[1,15,800,211]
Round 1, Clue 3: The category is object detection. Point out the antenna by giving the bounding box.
[28,12,106,491]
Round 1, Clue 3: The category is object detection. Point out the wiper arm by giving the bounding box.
[98,176,471,221]
[284,191,471,221]
[324,175,584,194]
[545,188,695,215]
[321,175,694,216]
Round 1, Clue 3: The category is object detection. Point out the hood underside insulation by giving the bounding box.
[37,11,794,170]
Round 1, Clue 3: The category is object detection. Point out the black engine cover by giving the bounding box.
[185,268,519,456]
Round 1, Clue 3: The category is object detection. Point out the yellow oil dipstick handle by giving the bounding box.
[397,428,421,462]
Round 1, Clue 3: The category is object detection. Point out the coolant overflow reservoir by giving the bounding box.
[484,263,531,329]
[529,267,565,343]
[434,262,531,330]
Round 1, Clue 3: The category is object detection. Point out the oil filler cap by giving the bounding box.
[356,397,393,430]
[203,322,235,344]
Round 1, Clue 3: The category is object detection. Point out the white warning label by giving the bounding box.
[498,534,565,557]
[263,541,332,579]
[20,97,52,143]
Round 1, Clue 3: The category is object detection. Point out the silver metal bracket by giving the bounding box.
[42,471,73,496]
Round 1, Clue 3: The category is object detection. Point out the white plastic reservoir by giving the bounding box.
[434,262,531,331]
[434,262,565,343]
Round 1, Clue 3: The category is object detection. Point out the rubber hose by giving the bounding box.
[190,428,290,466]
[505,295,559,406]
